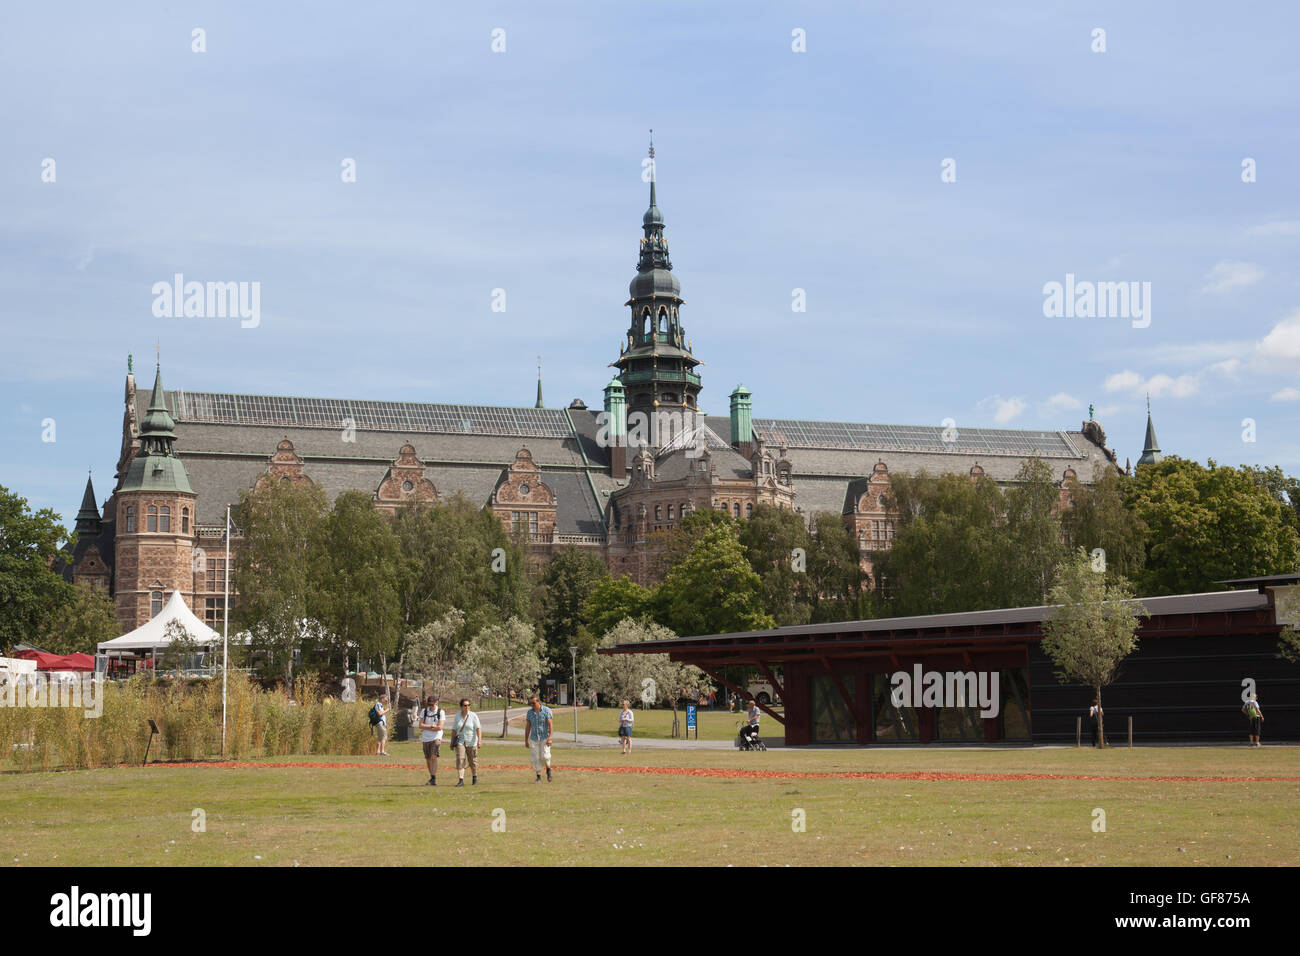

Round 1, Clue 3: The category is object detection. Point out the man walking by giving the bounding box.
[523,694,554,782]
[418,694,445,786]
[452,698,482,786]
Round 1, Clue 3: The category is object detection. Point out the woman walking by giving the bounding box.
[618,699,634,755]
[452,698,482,786]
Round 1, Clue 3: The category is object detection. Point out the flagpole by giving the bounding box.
[222,504,230,756]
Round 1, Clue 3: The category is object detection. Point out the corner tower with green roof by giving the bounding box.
[114,362,198,632]
[611,138,702,448]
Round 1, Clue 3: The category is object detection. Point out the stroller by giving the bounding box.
[735,721,766,751]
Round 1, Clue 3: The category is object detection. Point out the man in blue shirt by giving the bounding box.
[523,693,554,782]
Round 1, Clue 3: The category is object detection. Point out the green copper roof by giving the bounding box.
[120,364,194,495]
[1137,412,1162,466]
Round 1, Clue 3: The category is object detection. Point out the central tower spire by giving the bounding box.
[612,135,702,449]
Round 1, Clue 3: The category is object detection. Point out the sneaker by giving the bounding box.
[546,767,552,782]
[431,777,437,786]
[425,778,435,786]
[535,773,541,783]
[456,779,464,787]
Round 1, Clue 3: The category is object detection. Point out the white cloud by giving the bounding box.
[1270,387,1300,402]
[1256,310,1300,361]
[978,395,1028,425]
[1199,259,1265,294]
[1103,369,1200,399]
[1045,392,1082,410]
[1245,220,1300,238]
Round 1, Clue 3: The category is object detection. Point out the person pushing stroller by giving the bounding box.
[738,697,763,750]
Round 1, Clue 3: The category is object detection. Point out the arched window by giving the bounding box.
[125,505,135,533]
[654,505,662,521]
[658,308,668,333]
[642,310,652,341]
[746,502,753,518]
[146,505,158,532]
[151,591,163,616]
[181,508,189,534]
[667,504,674,520]
[160,506,171,532]
[733,502,740,517]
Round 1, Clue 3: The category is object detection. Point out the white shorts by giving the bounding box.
[528,737,551,770]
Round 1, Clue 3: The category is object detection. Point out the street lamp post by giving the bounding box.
[569,645,578,742]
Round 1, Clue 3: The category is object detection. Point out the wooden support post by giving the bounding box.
[695,663,785,725]
[1075,716,1081,748]
[1128,715,1133,748]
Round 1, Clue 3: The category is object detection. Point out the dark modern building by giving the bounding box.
[604,575,1300,745]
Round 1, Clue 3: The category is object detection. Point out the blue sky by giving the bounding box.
[4,1,1299,528]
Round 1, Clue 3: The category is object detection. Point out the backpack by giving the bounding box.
[1244,700,1261,720]
[368,704,380,726]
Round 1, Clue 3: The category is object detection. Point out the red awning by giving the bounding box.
[11,650,95,671]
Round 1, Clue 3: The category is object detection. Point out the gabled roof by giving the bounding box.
[98,590,222,650]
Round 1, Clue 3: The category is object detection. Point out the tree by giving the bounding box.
[999,458,1068,606]
[654,524,774,637]
[315,491,403,701]
[390,494,531,645]
[535,546,609,672]
[584,575,653,636]
[1060,466,1146,586]
[1039,548,1147,747]
[465,617,547,737]
[0,486,75,654]
[805,512,870,622]
[592,619,711,736]
[649,507,736,578]
[158,619,200,676]
[876,470,1004,614]
[739,504,813,626]
[233,480,328,684]
[36,581,117,655]
[403,609,466,702]
[1126,458,1300,596]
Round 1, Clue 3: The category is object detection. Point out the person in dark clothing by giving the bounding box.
[1088,698,1103,747]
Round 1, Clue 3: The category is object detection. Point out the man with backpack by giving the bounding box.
[418,695,446,785]
[369,696,389,756]
[1243,692,1264,747]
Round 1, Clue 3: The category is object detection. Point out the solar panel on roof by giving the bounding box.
[174,391,573,439]
[753,418,1081,457]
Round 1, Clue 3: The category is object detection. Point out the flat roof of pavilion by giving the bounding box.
[603,588,1275,656]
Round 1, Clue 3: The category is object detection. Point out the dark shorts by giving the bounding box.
[618,725,632,737]
[1250,718,1262,735]
[423,740,441,759]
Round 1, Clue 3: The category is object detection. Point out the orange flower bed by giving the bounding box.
[141,761,1300,783]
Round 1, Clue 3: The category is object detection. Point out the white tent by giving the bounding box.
[98,590,222,654]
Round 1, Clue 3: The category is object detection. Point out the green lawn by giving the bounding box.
[571,706,777,741]
[2,743,1296,867]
